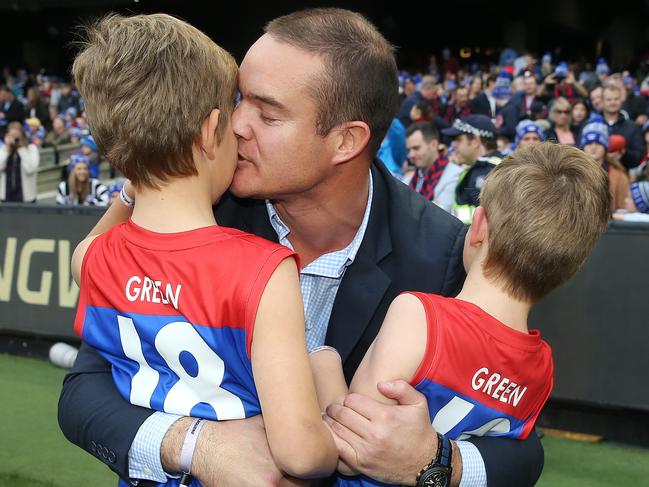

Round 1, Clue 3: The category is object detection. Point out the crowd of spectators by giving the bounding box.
[0,67,119,206]
[3,47,649,222]
[385,49,649,223]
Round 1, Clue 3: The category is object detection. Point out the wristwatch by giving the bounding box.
[415,433,452,487]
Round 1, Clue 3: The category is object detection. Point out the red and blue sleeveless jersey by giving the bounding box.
[336,292,554,487]
[74,220,296,487]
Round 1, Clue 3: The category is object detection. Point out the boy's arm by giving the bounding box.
[252,257,338,479]
[309,346,348,412]
[70,182,134,284]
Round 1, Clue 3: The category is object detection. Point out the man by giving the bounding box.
[443,114,504,224]
[406,121,448,201]
[0,85,26,138]
[602,84,645,169]
[59,9,543,487]
[396,75,441,128]
[442,85,472,125]
[469,73,498,120]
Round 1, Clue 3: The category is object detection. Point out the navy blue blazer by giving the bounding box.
[59,159,542,486]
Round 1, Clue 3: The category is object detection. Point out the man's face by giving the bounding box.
[518,132,541,148]
[452,133,479,164]
[603,88,622,115]
[406,130,438,169]
[403,79,416,96]
[231,34,335,199]
[584,142,606,161]
[590,87,603,111]
[524,76,537,96]
[455,88,469,107]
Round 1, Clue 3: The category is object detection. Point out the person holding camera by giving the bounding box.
[541,62,587,104]
[0,121,40,203]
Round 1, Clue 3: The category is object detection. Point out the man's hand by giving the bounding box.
[162,415,306,487]
[324,380,462,486]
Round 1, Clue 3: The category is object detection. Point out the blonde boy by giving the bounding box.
[67,13,336,486]
[313,142,611,487]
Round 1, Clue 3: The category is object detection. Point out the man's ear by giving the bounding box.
[469,206,489,246]
[331,121,371,166]
[200,108,221,160]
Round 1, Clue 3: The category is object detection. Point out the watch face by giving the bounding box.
[419,467,450,487]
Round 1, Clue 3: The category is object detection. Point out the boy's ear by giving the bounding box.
[469,206,489,246]
[331,121,371,166]
[200,108,221,160]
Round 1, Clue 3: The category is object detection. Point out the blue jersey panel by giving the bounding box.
[82,306,260,420]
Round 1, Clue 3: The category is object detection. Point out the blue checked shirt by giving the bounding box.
[128,170,485,486]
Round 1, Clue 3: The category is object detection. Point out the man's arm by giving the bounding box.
[58,343,154,483]
[325,381,544,487]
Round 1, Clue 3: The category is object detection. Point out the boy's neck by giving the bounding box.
[131,176,217,233]
[455,268,531,334]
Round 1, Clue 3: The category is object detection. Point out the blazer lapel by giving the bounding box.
[325,162,392,363]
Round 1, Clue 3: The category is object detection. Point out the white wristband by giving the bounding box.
[179,418,207,475]
[119,185,135,208]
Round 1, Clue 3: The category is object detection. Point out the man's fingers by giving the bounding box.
[377,379,427,407]
[323,416,362,469]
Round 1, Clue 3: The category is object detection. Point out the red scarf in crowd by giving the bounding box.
[409,156,449,201]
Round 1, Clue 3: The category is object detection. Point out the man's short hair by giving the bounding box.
[406,121,439,142]
[486,73,498,86]
[265,8,398,155]
[480,142,610,303]
[72,13,238,188]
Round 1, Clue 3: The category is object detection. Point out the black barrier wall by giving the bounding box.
[530,220,649,413]
[0,203,104,339]
[1,204,649,412]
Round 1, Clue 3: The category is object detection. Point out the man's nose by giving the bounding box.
[231,105,250,140]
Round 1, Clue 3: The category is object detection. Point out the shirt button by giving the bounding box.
[143,467,153,476]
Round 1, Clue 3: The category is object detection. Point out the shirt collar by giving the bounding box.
[266,170,374,277]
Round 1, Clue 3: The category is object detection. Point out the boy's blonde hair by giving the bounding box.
[72,13,238,188]
[480,142,610,302]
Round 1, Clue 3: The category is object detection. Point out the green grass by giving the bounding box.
[1,353,649,486]
[0,353,115,487]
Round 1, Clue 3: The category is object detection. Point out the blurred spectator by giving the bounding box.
[540,52,554,77]
[25,87,52,131]
[468,75,483,100]
[0,85,26,138]
[377,118,407,177]
[80,135,100,178]
[409,100,433,124]
[442,85,472,124]
[44,116,71,148]
[571,99,590,138]
[405,122,448,201]
[107,180,125,206]
[24,118,46,147]
[69,127,82,145]
[515,119,544,149]
[470,73,498,119]
[580,121,629,212]
[613,181,649,222]
[396,75,441,128]
[545,97,578,146]
[541,62,587,103]
[630,121,649,182]
[602,84,644,169]
[441,47,460,76]
[56,154,108,206]
[589,86,603,114]
[621,78,649,126]
[56,83,81,116]
[0,121,40,203]
[441,114,503,223]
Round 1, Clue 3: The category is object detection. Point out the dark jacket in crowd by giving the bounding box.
[469,92,496,119]
[543,124,580,146]
[608,114,645,169]
[622,93,648,123]
[0,99,26,137]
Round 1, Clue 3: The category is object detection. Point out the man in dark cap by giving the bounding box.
[442,114,505,223]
